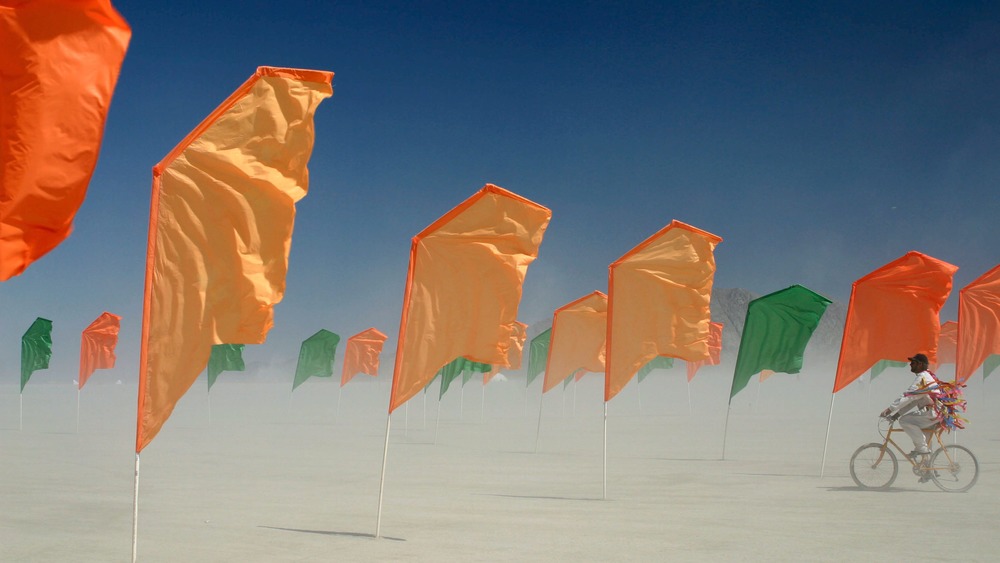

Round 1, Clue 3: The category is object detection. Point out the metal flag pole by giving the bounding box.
[433,396,442,444]
[375,412,392,538]
[337,386,342,419]
[77,389,81,433]
[19,392,23,431]
[637,378,643,415]
[533,389,545,453]
[603,401,608,500]
[480,379,486,424]
[686,379,692,416]
[131,452,140,562]
[820,393,836,477]
[207,390,212,427]
[721,404,732,460]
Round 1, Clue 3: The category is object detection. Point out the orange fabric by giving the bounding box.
[543,291,608,393]
[933,321,958,370]
[0,0,130,280]
[79,311,121,389]
[759,369,775,382]
[955,265,1000,383]
[832,251,958,393]
[388,185,551,412]
[484,321,528,384]
[685,321,723,382]
[605,220,722,401]
[136,67,333,452]
[341,328,388,386]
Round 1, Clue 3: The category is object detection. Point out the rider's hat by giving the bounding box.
[908,353,929,364]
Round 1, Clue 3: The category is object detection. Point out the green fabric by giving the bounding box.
[870,359,906,381]
[207,344,246,391]
[984,355,1000,380]
[437,357,491,398]
[21,317,53,392]
[526,328,551,387]
[637,356,674,383]
[292,329,340,390]
[730,285,831,401]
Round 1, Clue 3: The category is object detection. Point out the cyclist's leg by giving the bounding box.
[899,413,934,453]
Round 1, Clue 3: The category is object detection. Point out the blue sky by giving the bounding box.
[2,1,998,382]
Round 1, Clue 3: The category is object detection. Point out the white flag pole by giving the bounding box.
[721,403,732,460]
[131,452,140,563]
[375,412,392,538]
[19,392,23,431]
[480,379,486,424]
[533,389,545,453]
[77,389,81,434]
[820,393,836,477]
[602,401,608,500]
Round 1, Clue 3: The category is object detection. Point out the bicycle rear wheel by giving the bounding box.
[850,443,897,489]
[929,444,978,492]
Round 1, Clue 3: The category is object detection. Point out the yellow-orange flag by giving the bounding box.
[484,321,528,384]
[0,0,130,280]
[388,185,550,413]
[955,265,1000,383]
[341,328,388,386]
[136,67,333,452]
[543,291,608,393]
[606,220,722,402]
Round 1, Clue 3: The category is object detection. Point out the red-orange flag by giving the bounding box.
[388,185,551,412]
[543,291,608,393]
[79,311,121,389]
[484,321,528,384]
[686,321,724,382]
[136,67,333,452]
[832,251,958,393]
[606,220,722,402]
[933,320,958,370]
[0,0,130,280]
[955,265,1000,383]
[341,328,388,387]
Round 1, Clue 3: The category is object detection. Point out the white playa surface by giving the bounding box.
[3,363,998,562]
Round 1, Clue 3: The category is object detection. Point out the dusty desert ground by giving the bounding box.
[3,361,999,562]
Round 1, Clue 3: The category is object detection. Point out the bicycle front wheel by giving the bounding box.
[929,444,979,492]
[850,443,898,489]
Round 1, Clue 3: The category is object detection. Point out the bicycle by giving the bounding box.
[849,416,979,492]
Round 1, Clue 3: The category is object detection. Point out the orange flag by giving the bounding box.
[686,321,724,382]
[759,369,776,382]
[933,320,958,370]
[136,67,333,452]
[484,321,528,384]
[606,220,722,401]
[832,251,958,393]
[341,328,388,386]
[955,265,1000,383]
[0,0,130,280]
[79,311,121,389]
[388,185,551,412]
[543,291,608,393]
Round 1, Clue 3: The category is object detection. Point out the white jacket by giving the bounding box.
[887,370,937,416]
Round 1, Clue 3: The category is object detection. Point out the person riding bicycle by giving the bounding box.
[880,353,938,457]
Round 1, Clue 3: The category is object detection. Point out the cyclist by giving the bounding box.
[880,353,938,458]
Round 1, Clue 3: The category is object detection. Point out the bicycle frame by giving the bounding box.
[876,421,951,472]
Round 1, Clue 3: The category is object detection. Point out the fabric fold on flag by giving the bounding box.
[341,328,388,387]
[606,220,722,402]
[135,66,333,452]
[292,330,341,390]
[207,344,246,391]
[955,265,1000,383]
[79,312,121,389]
[933,320,958,371]
[685,321,723,382]
[543,291,608,393]
[0,0,131,280]
[833,251,957,393]
[485,321,528,384]
[21,317,53,392]
[388,184,551,412]
[730,285,830,400]
[526,327,551,387]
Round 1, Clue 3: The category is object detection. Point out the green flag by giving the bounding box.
[870,359,906,381]
[207,344,246,391]
[526,328,551,387]
[438,357,491,398]
[730,285,831,401]
[292,329,340,390]
[637,356,674,383]
[21,317,53,392]
[984,355,1000,379]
